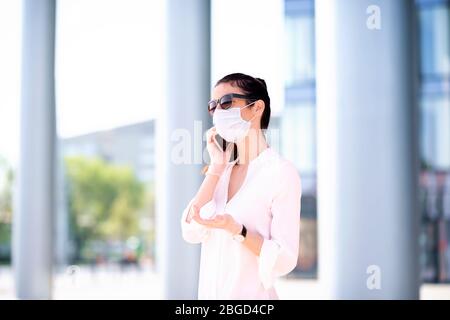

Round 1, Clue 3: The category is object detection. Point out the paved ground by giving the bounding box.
[0,266,449,300]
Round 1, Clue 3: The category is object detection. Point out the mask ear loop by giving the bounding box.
[240,100,256,110]
[240,101,258,122]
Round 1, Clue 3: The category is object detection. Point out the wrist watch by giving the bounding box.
[232,224,247,242]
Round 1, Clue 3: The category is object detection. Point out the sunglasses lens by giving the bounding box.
[208,101,217,112]
[219,95,233,110]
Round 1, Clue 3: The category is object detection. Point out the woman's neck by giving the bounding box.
[235,129,268,165]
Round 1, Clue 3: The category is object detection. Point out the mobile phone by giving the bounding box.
[214,134,230,152]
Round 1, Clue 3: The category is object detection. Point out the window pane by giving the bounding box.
[281,104,316,174]
[421,96,450,170]
[285,14,315,86]
[419,5,450,77]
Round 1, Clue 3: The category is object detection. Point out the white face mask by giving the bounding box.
[212,102,257,143]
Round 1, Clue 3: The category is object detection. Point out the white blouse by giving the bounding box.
[180,147,302,299]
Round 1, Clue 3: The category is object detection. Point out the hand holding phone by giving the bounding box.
[206,127,233,167]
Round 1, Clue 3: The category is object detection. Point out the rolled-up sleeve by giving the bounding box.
[180,198,216,244]
[258,162,302,289]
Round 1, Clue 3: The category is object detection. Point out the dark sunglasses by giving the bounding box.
[208,93,257,115]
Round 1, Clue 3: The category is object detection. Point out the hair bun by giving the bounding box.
[256,77,267,89]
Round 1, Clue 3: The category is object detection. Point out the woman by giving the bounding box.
[180,73,302,299]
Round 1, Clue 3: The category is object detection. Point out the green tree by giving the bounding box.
[0,156,13,263]
[65,156,145,261]
[0,157,13,224]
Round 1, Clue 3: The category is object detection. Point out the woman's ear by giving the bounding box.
[254,99,265,115]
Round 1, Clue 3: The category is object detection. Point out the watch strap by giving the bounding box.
[241,224,247,238]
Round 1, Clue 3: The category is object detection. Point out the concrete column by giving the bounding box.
[315,0,420,299]
[156,0,211,299]
[13,0,56,299]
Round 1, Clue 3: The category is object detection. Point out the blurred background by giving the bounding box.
[0,0,449,299]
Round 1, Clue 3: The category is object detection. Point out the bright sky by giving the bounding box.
[0,0,165,167]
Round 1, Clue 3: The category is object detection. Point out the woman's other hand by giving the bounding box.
[192,208,241,235]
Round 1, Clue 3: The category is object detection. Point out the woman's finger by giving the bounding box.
[208,215,226,227]
[206,127,216,144]
[192,209,216,226]
[192,214,205,225]
[191,205,208,224]
[192,214,225,229]
[186,204,198,223]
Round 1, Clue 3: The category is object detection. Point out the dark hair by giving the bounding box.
[215,73,271,130]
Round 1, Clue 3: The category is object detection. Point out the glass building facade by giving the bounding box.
[285,0,450,283]
[417,0,450,283]
[283,0,317,278]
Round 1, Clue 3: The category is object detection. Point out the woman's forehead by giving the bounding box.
[211,82,244,99]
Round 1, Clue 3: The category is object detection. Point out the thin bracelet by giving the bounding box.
[205,171,221,178]
[206,165,225,177]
